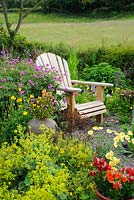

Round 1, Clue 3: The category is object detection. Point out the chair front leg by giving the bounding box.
[66,92,75,132]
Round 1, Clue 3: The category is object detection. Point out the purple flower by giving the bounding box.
[28,59,33,65]
[1,48,7,58]
[28,80,34,86]
[51,66,55,69]
[15,58,20,63]
[48,83,54,90]
[18,83,22,87]
[56,70,60,74]
[57,76,62,83]
[39,74,44,78]
[45,69,51,73]
[34,65,42,72]
[20,71,26,76]
[10,60,15,65]
[0,86,3,89]
[20,90,25,95]
[1,78,6,82]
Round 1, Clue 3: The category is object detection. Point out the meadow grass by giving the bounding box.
[1,13,134,50]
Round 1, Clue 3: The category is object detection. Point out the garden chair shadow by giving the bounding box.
[36,53,113,130]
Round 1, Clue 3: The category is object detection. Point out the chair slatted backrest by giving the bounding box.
[36,53,72,88]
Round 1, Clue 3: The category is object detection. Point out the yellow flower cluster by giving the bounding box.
[113,130,134,148]
[106,151,120,168]
[88,126,103,137]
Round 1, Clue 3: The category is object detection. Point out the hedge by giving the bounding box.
[0,31,134,82]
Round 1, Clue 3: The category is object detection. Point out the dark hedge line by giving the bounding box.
[2,0,134,14]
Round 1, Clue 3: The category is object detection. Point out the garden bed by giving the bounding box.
[71,114,134,168]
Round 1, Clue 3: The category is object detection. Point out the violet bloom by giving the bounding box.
[56,70,60,74]
[10,60,15,65]
[45,69,51,73]
[48,83,54,90]
[0,86,3,89]
[15,58,20,63]
[18,83,22,87]
[28,59,33,65]
[20,71,26,76]
[1,48,6,58]
[39,74,44,78]
[1,78,6,82]
[28,80,34,86]
[20,90,25,95]
[51,66,55,69]
[34,64,42,72]
[57,76,62,83]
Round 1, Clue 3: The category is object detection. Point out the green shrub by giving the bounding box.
[81,62,126,87]
[78,46,134,84]
[0,127,94,199]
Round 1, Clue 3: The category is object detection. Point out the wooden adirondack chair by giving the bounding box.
[36,53,113,128]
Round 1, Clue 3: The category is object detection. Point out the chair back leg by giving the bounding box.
[96,114,103,123]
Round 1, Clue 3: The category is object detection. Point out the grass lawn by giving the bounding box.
[20,20,134,50]
[1,13,134,50]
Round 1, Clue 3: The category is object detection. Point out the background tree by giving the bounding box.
[1,0,43,53]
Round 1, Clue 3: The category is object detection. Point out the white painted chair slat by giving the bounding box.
[75,101,104,110]
[40,54,51,67]
[36,56,44,67]
[78,105,106,114]
[56,55,68,87]
[80,109,107,118]
[62,58,72,87]
[47,53,59,68]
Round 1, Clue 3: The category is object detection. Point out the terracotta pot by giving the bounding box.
[95,188,110,200]
[95,188,134,200]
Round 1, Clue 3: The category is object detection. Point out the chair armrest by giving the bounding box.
[71,80,113,87]
[59,86,82,93]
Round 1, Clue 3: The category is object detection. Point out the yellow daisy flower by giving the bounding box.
[30,95,34,98]
[17,98,22,103]
[11,96,16,101]
[128,131,133,135]
[23,111,28,116]
[59,148,64,154]
[106,151,114,160]
[107,129,112,134]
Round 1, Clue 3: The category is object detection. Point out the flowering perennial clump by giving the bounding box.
[89,157,134,199]
[28,90,57,119]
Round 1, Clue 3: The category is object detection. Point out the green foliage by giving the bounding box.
[0,105,32,144]
[0,24,9,51]
[106,88,133,123]
[0,55,63,144]
[78,47,134,84]
[67,49,79,80]
[81,62,126,87]
[0,127,94,199]
[82,63,124,85]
